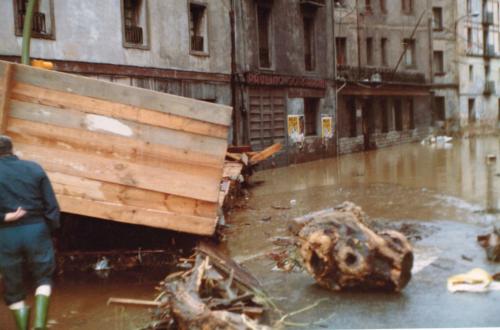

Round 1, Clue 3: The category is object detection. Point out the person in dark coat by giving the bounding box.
[0,135,60,330]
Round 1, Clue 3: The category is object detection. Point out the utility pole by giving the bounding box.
[21,0,36,65]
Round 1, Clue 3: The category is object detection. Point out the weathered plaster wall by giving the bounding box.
[0,0,231,74]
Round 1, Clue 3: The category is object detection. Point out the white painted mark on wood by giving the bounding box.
[84,114,133,137]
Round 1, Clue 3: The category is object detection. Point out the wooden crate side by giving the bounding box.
[12,82,228,139]
[50,172,217,218]
[8,118,222,174]
[9,100,228,160]
[12,62,232,126]
[14,142,221,203]
[58,195,217,236]
[0,63,13,133]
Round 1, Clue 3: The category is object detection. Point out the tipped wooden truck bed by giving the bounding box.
[0,60,232,236]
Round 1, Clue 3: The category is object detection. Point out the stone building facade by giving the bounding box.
[334,0,433,154]
[0,0,233,106]
[432,0,500,135]
[232,0,337,165]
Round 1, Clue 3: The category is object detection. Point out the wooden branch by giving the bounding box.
[107,298,161,307]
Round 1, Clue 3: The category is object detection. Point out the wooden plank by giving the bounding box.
[9,100,227,160]
[0,63,13,133]
[249,143,282,165]
[57,195,217,235]
[14,142,221,202]
[8,118,222,170]
[12,62,232,126]
[49,172,216,218]
[12,82,228,139]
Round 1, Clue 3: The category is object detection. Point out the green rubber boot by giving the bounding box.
[11,307,30,330]
[33,295,50,330]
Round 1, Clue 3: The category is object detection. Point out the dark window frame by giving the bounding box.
[302,9,317,72]
[256,3,273,69]
[381,37,388,66]
[403,38,416,68]
[433,50,444,75]
[336,37,347,65]
[402,0,413,15]
[121,0,150,50]
[432,7,443,31]
[189,1,210,56]
[366,37,374,66]
[13,0,55,39]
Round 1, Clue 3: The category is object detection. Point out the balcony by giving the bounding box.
[484,81,496,95]
[17,11,46,34]
[337,65,426,84]
[125,25,143,44]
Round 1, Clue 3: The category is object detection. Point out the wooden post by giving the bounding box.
[0,63,14,134]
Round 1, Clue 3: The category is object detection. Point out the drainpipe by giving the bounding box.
[230,0,238,145]
[21,0,36,65]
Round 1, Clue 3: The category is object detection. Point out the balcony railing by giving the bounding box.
[191,36,204,52]
[337,65,426,84]
[125,25,143,44]
[17,11,46,34]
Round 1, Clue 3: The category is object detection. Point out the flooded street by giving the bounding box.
[226,136,500,328]
[1,137,500,329]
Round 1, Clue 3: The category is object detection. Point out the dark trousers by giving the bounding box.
[0,222,55,305]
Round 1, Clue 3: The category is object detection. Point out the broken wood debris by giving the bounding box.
[293,202,414,292]
[477,227,500,262]
[144,242,272,330]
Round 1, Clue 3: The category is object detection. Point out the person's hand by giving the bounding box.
[4,207,27,222]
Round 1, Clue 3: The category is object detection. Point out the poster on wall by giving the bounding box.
[321,116,333,139]
[288,115,304,143]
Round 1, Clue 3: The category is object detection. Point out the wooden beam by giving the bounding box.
[12,62,233,126]
[8,118,223,171]
[57,195,217,235]
[9,100,227,161]
[14,142,222,203]
[49,172,217,218]
[0,63,13,133]
[12,82,228,139]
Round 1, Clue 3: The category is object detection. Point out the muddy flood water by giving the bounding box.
[1,137,500,329]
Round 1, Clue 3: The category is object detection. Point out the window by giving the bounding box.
[467,0,472,14]
[380,0,387,13]
[402,0,413,14]
[336,37,347,65]
[257,5,272,68]
[366,37,374,65]
[303,11,316,71]
[189,2,208,54]
[403,39,416,67]
[485,64,491,80]
[432,7,443,30]
[468,98,476,123]
[121,0,149,49]
[434,96,446,122]
[394,99,403,131]
[13,0,55,39]
[467,27,473,53]
[433,51,444,74]
[304,98,319,136]
[381,38,388,66]
[469,65,474,81]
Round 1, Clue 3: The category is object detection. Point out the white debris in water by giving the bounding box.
[412,246,440,274]
[84,114,133,137]
[434,194,482,213]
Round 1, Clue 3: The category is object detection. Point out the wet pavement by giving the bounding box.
[1,137,500,329]
[225,137,500,328]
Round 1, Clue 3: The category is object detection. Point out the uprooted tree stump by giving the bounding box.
[478,228,500,262]
[294,202,414,292]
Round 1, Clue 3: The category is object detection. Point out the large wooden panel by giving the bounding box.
[0,60,232,236]
[14,64,232,126]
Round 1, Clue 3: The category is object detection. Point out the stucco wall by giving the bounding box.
[0,0,231,74]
